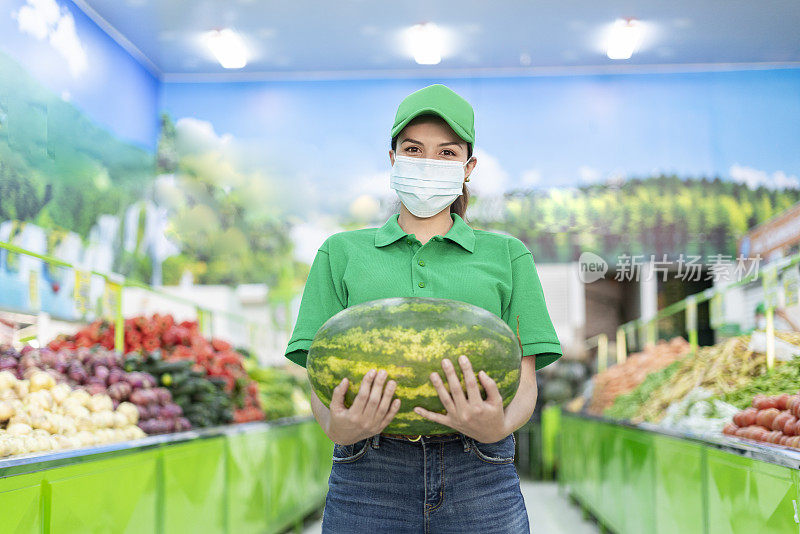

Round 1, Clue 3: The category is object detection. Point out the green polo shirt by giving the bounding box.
[284,212,562,371]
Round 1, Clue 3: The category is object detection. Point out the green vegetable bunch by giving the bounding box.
[604,361,682,420]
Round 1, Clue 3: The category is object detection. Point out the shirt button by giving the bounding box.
[418,281,426,288]
[418,259,425,267]
[406,238,412,245]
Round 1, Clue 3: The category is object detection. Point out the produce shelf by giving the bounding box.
[556,410,800,534]
[0,416,332,534]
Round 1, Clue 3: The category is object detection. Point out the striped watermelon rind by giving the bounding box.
[307,297,522,435]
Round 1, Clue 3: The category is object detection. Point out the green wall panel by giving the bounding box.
[706,448,799,534]
[653,434,705,534]
[47,451,159,534]
[0,472,45,534]
[162,437,226,534]
[620,426,656,534]
[227,431,270,533]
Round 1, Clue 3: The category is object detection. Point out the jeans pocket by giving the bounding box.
[332,438,370,464]
[470,433,516,464]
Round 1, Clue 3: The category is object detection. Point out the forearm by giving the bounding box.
[502,355,538,435]
[309,385,332,438]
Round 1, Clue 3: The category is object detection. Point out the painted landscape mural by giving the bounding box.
[1,0,800,324]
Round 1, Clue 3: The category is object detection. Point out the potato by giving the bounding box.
[90,411,114,429]
[53,434,74,450]
[8,423,33,436]
[0,400,14,422]
[772,411,793,431]
[75,415,94,432]
[29,412,49,431]
[4,436,24,456]
[9,412,32,427]
[756,408,781,429]
[51,384,71,405]
[87,394,113,413]
[0,370,17,390]
[112,412,129,429]
[29,371,56,392]
[14,379,29,398]
[20,435,38,453]
[61,418,77,436]
[69,389,91,406]
[75,430,95,447]
[116,402,139,425]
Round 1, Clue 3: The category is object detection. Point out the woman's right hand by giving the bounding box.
[326,368,401,445]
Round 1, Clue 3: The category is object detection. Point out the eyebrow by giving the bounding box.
[401,138,464,148]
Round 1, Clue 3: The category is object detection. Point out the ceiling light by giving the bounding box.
[407,22,444,65]
[204,28,248,69]
[606,18,643,60]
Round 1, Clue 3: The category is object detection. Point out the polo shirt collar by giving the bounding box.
[374,212,475,253]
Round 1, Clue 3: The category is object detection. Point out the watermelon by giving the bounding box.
[307,297,523,435]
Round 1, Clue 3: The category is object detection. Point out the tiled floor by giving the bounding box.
[300,480,600,533]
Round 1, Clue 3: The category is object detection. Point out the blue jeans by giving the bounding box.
[321,432,530,533]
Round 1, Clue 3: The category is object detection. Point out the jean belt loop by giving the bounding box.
[371,434,381,448]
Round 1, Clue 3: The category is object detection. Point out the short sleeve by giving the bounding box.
[284,238,346,368]
[501,248,563,371]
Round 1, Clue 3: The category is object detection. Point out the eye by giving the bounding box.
[442,149,457,157]
[404,146,420,153]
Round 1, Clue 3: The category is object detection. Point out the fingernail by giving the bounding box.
[442,359,450,367]
[459,355,467,363]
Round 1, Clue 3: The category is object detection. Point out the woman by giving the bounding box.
[284,84,562,533]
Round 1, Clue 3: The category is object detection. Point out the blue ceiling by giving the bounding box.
[76,0,800,79]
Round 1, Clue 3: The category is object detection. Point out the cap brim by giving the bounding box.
[391,107,474,145]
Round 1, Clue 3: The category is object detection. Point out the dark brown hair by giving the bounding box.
[390,128,473,223]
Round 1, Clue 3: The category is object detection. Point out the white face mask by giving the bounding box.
[389,155,470,218]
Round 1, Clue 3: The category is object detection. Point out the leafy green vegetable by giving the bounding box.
[604,360,683,420]
[717,356,800,409]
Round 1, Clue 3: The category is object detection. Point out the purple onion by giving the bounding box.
[86,383,106,395]
[127,373,145,390]
[129,389,148,406]
[175,417,191,432]
[154,388,172,405]
[161,403,183,419]
[107,369,124,385]
[94,365,110,384]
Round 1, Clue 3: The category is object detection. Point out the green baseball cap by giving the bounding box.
[391,84,475,145]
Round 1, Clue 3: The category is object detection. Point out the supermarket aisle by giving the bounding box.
[300,480,599,533]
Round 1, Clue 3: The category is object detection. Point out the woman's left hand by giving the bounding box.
[413,354,509,443]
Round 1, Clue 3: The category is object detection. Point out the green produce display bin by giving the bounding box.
[541,405,561,479]
[0,417,333,534]
[557,411,800,534]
